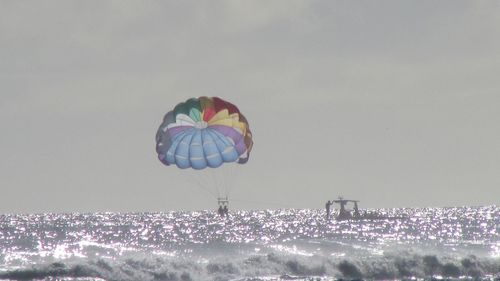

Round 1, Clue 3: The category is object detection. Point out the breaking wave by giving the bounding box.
[1,252,499,281]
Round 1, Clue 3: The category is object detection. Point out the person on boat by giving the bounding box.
[353,202,360,217]
[223,205,229,217]
[325,200,333,219]
[218,205,224,217]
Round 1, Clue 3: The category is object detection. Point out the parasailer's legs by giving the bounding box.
[217,196,229,217]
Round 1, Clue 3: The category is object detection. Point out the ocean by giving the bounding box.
[0,207,499,281]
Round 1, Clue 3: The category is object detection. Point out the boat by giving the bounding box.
[333,197,361,220]
[332,197,405,221]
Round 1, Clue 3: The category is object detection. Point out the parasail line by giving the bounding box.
[231,198,297,209]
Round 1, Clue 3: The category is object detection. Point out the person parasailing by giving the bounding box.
[155,96,253,213]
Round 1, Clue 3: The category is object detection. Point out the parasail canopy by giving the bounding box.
[156,97,253,170]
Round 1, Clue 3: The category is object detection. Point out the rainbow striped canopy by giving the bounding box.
[156,97,253,170]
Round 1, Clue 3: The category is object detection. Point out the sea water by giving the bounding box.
[0,207,499,281]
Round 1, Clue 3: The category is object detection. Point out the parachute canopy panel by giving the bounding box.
[156,97,253,170]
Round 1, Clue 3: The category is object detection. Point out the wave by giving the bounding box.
[1,252,499,281]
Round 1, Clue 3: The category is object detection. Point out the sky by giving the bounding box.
[1,1,499,213]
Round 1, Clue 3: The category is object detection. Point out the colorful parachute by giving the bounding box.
[156,97,253,170]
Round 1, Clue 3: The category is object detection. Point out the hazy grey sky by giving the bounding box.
[1,1,499,213]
